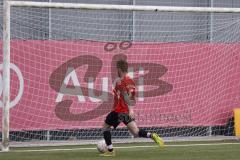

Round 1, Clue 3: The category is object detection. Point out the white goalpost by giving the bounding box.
[2,0,240,152]
[2,0,10,152]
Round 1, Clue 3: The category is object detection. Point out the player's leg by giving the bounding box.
[121,113,151,138]
[100,111,119,156]
[102,122,113,151]
[100,122,116,156]
[125,117,165,148]
[126,121,152,138]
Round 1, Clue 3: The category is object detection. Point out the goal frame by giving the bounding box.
[2,0,240,152]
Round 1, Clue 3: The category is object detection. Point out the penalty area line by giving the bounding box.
[8,142,240,153]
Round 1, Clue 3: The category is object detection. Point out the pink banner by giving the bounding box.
[0,40,240,131]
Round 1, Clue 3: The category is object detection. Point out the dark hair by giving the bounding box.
[117,59,128,72]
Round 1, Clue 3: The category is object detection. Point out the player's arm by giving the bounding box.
[123,91,135,118]
[123,83,136,118]
[123,91,136,107]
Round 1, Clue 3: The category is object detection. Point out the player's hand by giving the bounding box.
[129,109,134,119]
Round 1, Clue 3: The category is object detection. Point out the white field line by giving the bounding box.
[6,142,240,153]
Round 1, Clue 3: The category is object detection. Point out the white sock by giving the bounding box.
[147,132,151,138]
[107,144,113,150]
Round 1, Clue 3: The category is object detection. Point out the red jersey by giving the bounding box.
[113,75,136,113]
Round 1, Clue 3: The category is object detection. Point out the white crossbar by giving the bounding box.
[8,1,240,13]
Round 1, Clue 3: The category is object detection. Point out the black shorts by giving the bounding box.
[105,111,134,129]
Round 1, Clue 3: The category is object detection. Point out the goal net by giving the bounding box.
[1,0,240,149]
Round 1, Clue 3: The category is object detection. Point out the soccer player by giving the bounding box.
[100,59,164,157]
